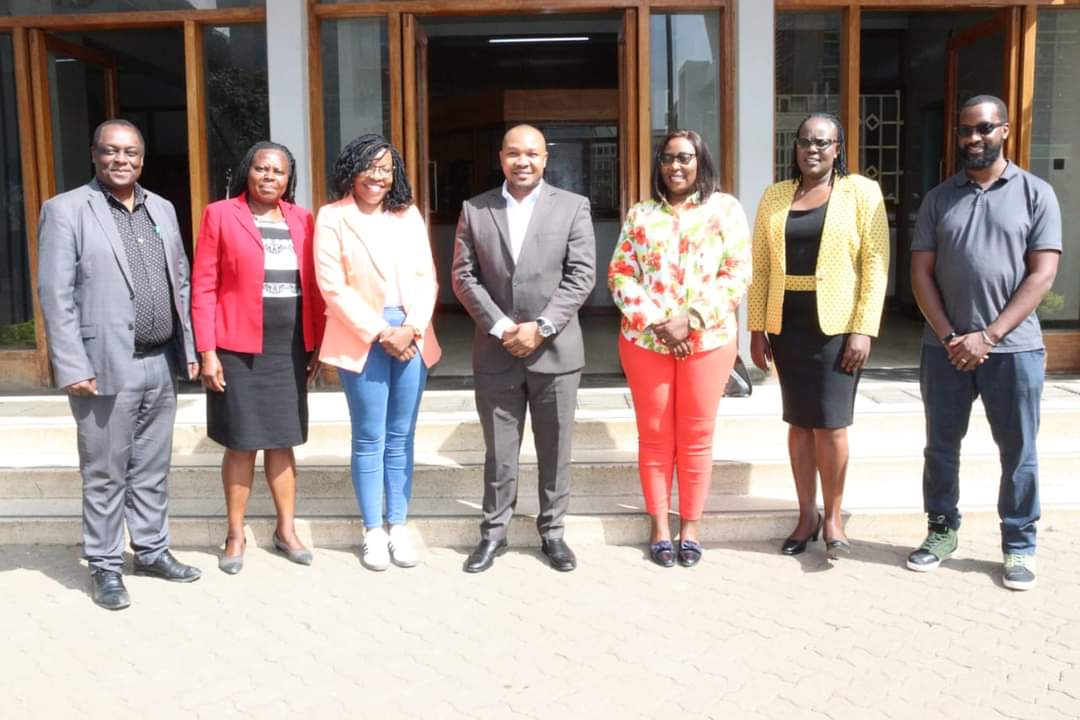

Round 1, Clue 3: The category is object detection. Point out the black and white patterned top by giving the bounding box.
[105,184,174,348]
[256,218,300,298]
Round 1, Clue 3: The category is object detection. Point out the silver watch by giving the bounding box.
[537,318,556,338]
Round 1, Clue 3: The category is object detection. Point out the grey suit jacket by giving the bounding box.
[451,183,596,375]
[37,180,196,395]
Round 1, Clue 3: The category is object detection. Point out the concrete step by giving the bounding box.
[3,503,1079,547]
[3,451,1079,502]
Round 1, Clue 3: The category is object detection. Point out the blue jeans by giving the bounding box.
[338,308,428,529]
[919,344,1043,555]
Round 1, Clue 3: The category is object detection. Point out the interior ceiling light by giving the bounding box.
[489,36,590,44]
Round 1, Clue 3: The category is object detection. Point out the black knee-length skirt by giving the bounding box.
[768,290,859,429]
[206,296,308,450]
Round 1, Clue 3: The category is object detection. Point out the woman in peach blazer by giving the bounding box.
[314,134,440,571]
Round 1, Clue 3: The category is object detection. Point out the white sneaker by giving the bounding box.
[361,527,390,571]
[388,525,418,568]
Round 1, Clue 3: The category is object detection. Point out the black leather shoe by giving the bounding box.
[781,513,823,556]
[464,539,507,573]
[90,569,131,611]
[541,538,577,572]
[677,539,704,567]
[133,550,202,582]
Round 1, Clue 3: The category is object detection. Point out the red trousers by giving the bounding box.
[619,335,737,520]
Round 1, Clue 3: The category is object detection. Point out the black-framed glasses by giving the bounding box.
[795,137,838,150]
[956,122,1007,138]
[659,152,696,166]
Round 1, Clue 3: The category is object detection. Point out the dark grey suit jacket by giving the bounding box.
[451,183,596,375]
[37,180,196,395]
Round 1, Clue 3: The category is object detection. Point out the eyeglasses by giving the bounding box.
[795,137,838,150]
[659,152,696,166]
[956,122,1007,138]
[362,165,394,179]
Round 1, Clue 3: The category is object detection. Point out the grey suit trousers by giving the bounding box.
[69,346,178,572]
[475,368,580,542]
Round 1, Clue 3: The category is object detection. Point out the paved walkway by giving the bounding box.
[3,517,1078,719]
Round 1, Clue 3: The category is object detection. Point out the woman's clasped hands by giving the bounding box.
[378,325,418,361]
[652,315,693,358]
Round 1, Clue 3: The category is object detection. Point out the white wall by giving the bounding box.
[266,0,312,208]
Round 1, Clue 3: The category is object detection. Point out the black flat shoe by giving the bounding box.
[464,539,507,573]
[541,538,577,572]
[781,513,823,556]
[90,569,130,611]
[677,539,703,567]
[134,550,202,582]
[649,540,675,568]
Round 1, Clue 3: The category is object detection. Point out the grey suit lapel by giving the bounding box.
[87,185,134,291]
[145,193,181,288]
[486,193,514,264]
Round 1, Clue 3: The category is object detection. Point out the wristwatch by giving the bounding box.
[537,318,556,338]
[941,331,959,345]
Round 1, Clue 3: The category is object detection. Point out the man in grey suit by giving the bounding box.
[452,124,596,573]
[38,120,202,610]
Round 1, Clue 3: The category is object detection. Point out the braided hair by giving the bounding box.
[789,113,850,183]
[332,133,413,212]
[228,141,298,203]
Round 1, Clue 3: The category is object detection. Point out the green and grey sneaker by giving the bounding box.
[1002,553,1036,591]
[906,518,957,572]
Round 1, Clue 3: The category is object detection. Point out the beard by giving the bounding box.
[960,137,1003,170]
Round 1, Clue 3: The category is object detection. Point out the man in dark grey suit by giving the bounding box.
[452,124,596,573]
[38,120,201,610]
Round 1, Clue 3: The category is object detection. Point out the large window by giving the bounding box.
[1,0,263,14]
[650,11,721,166]
[774,12,841,182]
[0,34,33,348]
[1032,9,1080,327]
[204,24,269,202]
[320,17,390,198]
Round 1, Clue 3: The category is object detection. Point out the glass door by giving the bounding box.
[29,31,118,198]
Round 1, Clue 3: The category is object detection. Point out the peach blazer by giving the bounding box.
[314,198,441,373]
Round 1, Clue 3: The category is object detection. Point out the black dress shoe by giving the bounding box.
[781,513,823,556]
[541,538,577,572]
[90,569,131,611]
[464,539,507,573]
[133,550,202,582]
[677,539,703,567]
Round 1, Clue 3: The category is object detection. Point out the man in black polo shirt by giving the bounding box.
[907,95,1062,591]
[38,120,202,610]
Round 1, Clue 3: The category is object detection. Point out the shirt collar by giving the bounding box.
[501,180,544,208]
[955,160,1017,188]
[98,180,147,210]
[658,190,702,212]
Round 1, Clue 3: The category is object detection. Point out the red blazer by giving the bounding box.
[192,193,326,354]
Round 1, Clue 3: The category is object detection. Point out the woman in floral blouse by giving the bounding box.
[608,129,752,568]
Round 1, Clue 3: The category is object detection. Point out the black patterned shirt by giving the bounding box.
[105,184,175,348]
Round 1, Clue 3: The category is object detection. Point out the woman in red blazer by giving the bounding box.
[191,141,326,574]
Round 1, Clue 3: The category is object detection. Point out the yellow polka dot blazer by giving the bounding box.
[747,174,890,337]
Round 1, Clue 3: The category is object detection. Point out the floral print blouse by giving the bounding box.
[608,191,752,354]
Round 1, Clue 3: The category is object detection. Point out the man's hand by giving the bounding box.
[200,351,224,391]
[840,333,871,374]
[379,326,418,362]
[946,332,991,372]
[188,362,200,381]
[502,321,542,358]
[653,316,691,348]
[64,378,98,396]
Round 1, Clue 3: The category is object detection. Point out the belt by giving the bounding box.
[133,341,168,356]
[783,274,817,291]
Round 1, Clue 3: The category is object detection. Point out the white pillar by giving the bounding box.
[266,0,312,209]
[735,0,775,367]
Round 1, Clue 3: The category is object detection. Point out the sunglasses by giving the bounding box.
[956,122,1007,138]
[795,137,838,150]
[659,152,696,166]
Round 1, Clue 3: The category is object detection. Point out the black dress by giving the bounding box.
[768,202,859,429]
[206,218,308,450]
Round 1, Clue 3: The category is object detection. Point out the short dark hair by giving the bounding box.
[228,141,298,204]
[92,119,146,152]
[651,129,719,203]
[789,112,850,183]
[960,94,1009,123]
[331,133,412,212]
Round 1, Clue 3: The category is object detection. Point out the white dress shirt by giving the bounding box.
[489,181,553,339]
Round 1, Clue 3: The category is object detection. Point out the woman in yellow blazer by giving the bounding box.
[748,113,889,558]
[315,134,441,571]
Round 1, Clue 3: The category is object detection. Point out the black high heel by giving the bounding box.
[780,513,822,556]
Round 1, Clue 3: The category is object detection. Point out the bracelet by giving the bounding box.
[979,329,996,347]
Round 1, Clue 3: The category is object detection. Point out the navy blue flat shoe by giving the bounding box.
[650,540,675,568]
[678,540,703,567]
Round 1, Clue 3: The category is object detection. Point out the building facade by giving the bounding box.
[1,0,1078,386]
